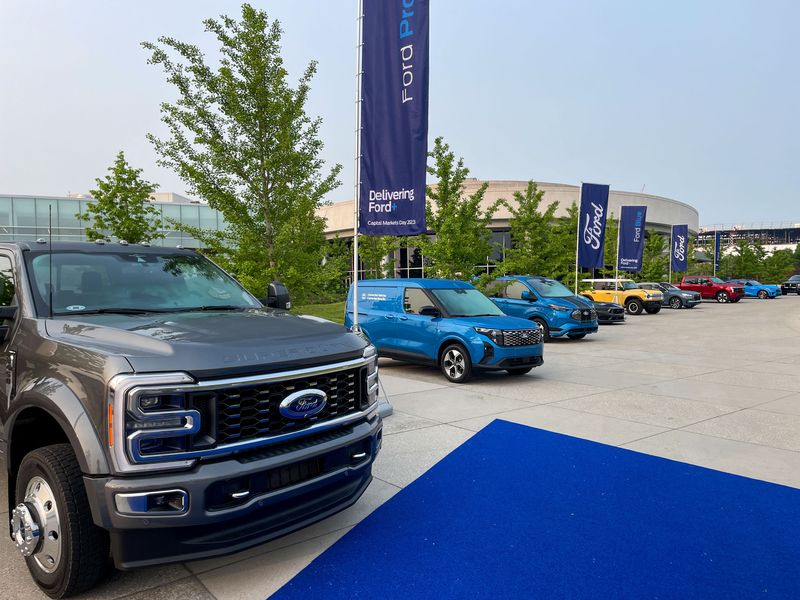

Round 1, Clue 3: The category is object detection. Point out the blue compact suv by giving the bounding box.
[345,279,544,383]
[486,276,598,341]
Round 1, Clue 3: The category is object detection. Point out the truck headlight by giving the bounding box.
[475,327,503,345]
[363,345,379,408]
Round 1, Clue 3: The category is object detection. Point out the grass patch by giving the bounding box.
[292,301,346,324]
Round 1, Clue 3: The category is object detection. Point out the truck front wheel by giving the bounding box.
[13,444,109,598]
[625,299,643,315]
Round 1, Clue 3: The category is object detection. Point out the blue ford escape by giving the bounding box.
[345,279,544,383]
[487,276,598,341]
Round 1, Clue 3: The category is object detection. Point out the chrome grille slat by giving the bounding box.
[502,328,542,347]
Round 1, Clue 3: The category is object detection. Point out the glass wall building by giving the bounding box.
[0,194,225,248]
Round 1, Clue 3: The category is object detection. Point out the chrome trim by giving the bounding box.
[115,489,188,516]
[109,356,376,471]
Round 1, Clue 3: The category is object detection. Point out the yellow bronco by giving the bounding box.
[581,278,663,315]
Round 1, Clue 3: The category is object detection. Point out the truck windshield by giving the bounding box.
[26,251,260,316]
[429,288,504,317]
[527,278,574,298]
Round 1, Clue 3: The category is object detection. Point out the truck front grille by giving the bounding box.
[189,366,366,447]
[503,328,542,346]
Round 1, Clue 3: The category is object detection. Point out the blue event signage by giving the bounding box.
[617,205,648,272]
[578,183,610,269]
[671,224,689,273]
[358,0,429,236]
[714,230,721,272]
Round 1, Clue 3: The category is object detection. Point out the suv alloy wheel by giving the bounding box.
[625,299,643,315]
[440,343,472,383]
[669,296,682,309]
[716,291,730,303]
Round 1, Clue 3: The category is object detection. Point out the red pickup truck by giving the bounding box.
[677,276,744,303]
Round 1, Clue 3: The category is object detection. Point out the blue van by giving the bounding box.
[487,276,598,341]
[345,279,544,383]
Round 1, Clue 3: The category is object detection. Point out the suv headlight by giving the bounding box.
[570,309,582,319]
[547,304,570,312]
[475,327,503,345]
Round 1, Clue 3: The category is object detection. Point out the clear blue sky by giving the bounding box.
[1,0,797,225]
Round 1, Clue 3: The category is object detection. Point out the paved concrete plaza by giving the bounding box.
[3,295,800,599]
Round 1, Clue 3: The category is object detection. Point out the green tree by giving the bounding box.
[761,249,795,283]
[600,212,619,278]
[730,240,761,278]
[77,151,161,243]
[547,202,581,289]
[418,137,497,279]
[358,235,398,279]
[639,231,668,282]
[142,4,340,302]
[494,181,558,277]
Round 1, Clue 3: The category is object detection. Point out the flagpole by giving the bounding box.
[351,0,364,332]
[668,224,673,284]
[574,183,582,295]
[614,213,620,304]
[713,228,717,277]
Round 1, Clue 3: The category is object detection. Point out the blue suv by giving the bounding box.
[487,276,598,341]
[345,279,544,383]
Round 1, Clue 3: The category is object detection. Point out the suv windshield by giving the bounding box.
[429,288,504,317]
[621,281,639,290]
[527,278,573,298]
[26,251,260,316]
[660,283,678,291]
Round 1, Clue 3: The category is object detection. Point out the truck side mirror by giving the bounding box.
[419,306,440,318]
[265,282,291,310]
[0,305,17,344]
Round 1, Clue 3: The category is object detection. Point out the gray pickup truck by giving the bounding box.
[0,241,382,598]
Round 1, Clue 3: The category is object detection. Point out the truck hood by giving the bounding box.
[44,309,367,378]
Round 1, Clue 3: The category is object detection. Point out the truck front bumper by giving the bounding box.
[84,414,382,569]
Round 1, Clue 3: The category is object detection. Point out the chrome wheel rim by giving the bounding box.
[443,348,465,380]
[718,294,728,303]
[670,298,681,309]
[23,476,61,573]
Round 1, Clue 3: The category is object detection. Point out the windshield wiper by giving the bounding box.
[172,305,247,312]
[55,308,172,316]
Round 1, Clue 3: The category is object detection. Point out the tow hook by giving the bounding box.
[11,503,41,557]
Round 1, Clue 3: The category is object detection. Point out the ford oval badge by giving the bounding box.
[279,389,327,419]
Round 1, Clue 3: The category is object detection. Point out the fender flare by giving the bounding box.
[8,377,109,475]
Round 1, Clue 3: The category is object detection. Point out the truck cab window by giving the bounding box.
[0,255,15,306]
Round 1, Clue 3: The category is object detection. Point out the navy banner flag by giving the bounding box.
[714,230,722,273]
[578,183,610,269]
[358,0,429,236]
[618,205,647,272]
[671,224,689,273]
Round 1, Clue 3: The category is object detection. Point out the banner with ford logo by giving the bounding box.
[577,183,610,269]
[359,0,429,236]
[671,224,689,273]
[617,205,647,272]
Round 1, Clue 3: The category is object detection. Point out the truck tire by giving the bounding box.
[645,305,661,314]
[757,290,768,299]
[13,444,109,598]
[716,291,730,303]
[669,296,682,309]
[531,318,550,342]
[625,299,643,315]
[440,343,472,383]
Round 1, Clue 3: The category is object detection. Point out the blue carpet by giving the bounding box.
[273,420,800,599]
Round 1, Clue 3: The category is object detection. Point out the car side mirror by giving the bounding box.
[0,305,17,344]
[265,281,291,310]
[419,306,440,318]
[521,290,537,301]
[706,282,713,286]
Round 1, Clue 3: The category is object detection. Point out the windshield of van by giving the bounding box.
[26,251,261,316]
[527,278,573,298]
[429,288,504,317]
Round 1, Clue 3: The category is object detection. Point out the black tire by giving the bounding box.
[757,290,768,299]
[506,367,533,376]
[440,343,472,383]
[731,297,741,303]
[645,305,661,314]
[566,333,587,340]
[532,318,550,342]
[669,296,682,309]
[625,299,643,315]
[716,291,730,303]
[15,444,109,598]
